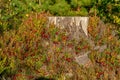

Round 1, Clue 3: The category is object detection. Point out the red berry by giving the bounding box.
[55,32,59,35]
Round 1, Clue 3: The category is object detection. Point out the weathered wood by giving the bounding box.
[48,17,89,40]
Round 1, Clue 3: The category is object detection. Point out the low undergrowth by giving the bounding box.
[0,13,120,80]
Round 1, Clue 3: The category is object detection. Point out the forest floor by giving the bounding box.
[0,13,120,80]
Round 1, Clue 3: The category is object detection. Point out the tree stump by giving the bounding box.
[48,17,89,41]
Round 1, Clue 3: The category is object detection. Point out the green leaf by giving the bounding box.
[77,7,88,16]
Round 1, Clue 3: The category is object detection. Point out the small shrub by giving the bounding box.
[0,12,120,79]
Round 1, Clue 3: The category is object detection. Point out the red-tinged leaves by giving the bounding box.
[82,45,88,49]
[41,30,50,39]
[53,41,59,45]
[75,52,79,55]
[41,30,45,35]
[62,35,68,41]
[96,60,107,67]
[56,63,60,68]
[30,53,35,57]
[47,57,51,62]
[109,67,113,70]
[13,74,22,80]
[28,75,34,79]
[24,53,29,58]
[24,18,33,26]
[62,56,65,59]
[13,76,16,80]
[100,61,107,66]
[67,43,73,48]
[18,69,22,73]
[55,32,59,35]
[35,70,40,74]
[97,72,104,79]
[16,74,22,77]
[105,51,111,55]
[66,58,73,62]
[77,47,81,50]
[41,30,46,38]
